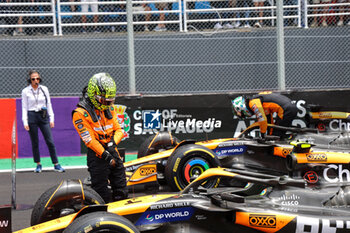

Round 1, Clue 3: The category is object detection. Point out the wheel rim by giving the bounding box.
[183,158,210,183]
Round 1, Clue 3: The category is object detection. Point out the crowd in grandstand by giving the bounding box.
[0,0,349,35]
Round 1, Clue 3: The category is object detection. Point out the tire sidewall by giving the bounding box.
[165,144,220,191]
[63,212,139,233]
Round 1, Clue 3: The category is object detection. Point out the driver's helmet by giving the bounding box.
[231,96,252,118]
[87,73,116,111]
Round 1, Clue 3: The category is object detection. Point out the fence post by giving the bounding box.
[276,0,285,91]
[127,0,136,94]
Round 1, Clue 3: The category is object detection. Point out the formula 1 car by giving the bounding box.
[16,167,350,233]
[123,123,350,192]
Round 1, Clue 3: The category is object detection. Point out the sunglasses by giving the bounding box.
[95,95,115,106]
[31,78,40,81]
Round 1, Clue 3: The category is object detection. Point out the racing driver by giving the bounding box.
[232,92,298,137]
[72,73,128,203]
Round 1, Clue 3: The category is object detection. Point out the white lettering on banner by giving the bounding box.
[0,220,9,228]
[330,120,350,132]
[295,100,307,118]
[324,164,350,182]
[296,217,350,233]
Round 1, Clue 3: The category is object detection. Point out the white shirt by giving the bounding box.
[21,84,55,126]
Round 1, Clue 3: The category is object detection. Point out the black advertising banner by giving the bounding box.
[0,206,11,233]
[114,89,350,151]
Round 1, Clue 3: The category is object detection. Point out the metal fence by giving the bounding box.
[0,0,349,97]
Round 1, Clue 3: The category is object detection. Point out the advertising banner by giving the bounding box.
[16,97,81,158]
[115,89,350,151]
[0,99,16,159]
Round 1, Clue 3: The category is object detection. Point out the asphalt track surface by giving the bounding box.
[0,168,90,231]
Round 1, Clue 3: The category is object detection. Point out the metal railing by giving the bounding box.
[0,0,349,35]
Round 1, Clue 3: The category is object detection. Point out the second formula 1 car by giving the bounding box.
[123,123,350,192]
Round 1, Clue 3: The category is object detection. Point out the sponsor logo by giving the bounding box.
[77,123,83,129]
[173,158,181,172]
[249,214,276,228]
[282,148,292,157]
[139,167,156,176]
[324,164,350,182]
[135,207,194,226]
[143,110,162,129]
[74,119,82,124]
[133,109,222,135]
[303,171,319,183]
[0,220,9,228]
[278,194,301,206]
[150,202,190,210]
[213,146,246,157]
[115,104,131,140]
[296,217,350,232]
[329,120,350,132]
[306,153,327,161]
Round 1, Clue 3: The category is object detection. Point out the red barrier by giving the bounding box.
[0,99,16,159]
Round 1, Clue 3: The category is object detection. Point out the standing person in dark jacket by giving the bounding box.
[21,70,65,173]
[231,92,298,137]
[72,73,128,203]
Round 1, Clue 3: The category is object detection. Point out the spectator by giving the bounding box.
[231,92,298,138]
[310,0,331,27]
[21,70,65,173]
[284,0,298,26]
[1,0,16,35]
[81,0,100,33]
[72,73,128,203]
[153,2,168,31]
[232,0,252,28]
[211,0,234,29]
[337,0,349,26]
[132,3,152,31]
[252,0,265,28]
[11,0,26,35]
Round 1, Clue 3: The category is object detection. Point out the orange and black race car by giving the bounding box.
[122,122,350,193]
[16,167,350,233]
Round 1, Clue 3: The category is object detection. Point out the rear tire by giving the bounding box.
[63,212,140,233]
[31,182,104,226]
[137,132,180,158]
[165,144,220,191]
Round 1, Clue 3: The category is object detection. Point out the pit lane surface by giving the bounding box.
[0,168,90,231]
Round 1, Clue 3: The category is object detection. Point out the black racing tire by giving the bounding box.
[165,144,221,191]
[63,212,140,233]
[31,183,105,226]
[137,132,180,158]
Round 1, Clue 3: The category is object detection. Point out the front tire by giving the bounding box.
[165,144,220,191]
[63,212,140,233]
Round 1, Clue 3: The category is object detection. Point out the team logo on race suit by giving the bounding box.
[114,105,131,140]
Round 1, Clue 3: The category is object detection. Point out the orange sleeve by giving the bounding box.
[249,98,268,134]
[111,109,124,145]
[72,110,105,157]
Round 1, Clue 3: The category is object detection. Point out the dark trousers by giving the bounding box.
[87,148,128,203]
[28,111,58,164]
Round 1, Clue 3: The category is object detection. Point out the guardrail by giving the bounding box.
[0,0,349,35]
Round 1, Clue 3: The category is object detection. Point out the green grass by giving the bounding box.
[0,153,138,171]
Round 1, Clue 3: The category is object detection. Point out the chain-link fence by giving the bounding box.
[0,0,349,97]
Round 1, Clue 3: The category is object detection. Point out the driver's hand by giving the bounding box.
[110,159,116,167]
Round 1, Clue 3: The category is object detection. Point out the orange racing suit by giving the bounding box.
[248,92,298,136]
[72,102,127,202]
